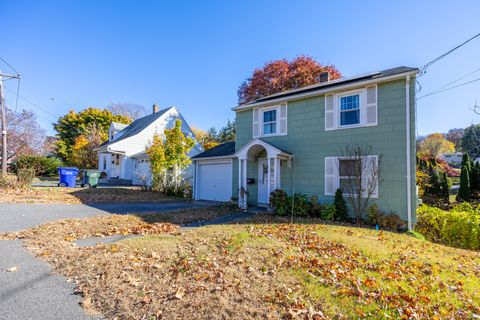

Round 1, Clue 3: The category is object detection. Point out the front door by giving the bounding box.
[258,159,269,205]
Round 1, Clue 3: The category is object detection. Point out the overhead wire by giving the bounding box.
[420,32,480,75]
[417,77,480,100]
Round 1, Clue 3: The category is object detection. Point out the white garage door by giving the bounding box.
[197,162,232,201]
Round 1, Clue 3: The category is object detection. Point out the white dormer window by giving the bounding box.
[252,103,287,138]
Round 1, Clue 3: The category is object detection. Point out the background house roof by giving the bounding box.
[236,66,419,108]
[99,107,173,149]
[192,142,235,159]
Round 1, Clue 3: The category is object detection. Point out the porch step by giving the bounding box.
[98,178,133,186]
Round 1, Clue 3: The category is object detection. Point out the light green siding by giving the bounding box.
[232,78,417,223]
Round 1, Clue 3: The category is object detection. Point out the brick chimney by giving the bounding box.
[152,103,159,114]
[318,72,330,83]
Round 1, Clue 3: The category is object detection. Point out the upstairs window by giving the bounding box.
[339,94,360,126]
[263,109,277,135]
[252,103,288,138]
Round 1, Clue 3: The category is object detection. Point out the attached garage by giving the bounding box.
[192,142,236,202]
[196,161,232,201]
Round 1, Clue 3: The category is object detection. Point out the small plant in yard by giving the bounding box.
[319,204,336,220]
[366,204,405,231]
[269,189,289,216]
[333,188,348,221]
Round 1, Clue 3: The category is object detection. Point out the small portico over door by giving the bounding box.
[235,139,292,209]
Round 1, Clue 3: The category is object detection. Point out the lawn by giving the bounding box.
[0,186,176,204]
[3,214,479,319]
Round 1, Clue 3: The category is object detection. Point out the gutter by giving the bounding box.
[232,70,419,111]
[405,75,413,231]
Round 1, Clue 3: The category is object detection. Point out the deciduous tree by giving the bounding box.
[54,108,130,163]
[107,103,147,120]
[68,122,105,169]
[417,133,455,158]
[445,128,464,151]
[146,119,195,196]
[2,108,46,162]
[238,56,341,104]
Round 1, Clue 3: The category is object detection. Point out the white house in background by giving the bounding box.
[95,105,202,186]
[439,152,463,165]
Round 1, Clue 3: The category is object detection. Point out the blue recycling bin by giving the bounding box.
[57,167,79,188]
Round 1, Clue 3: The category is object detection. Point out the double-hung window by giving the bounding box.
[339,159,361,194]
[339,94,360,126]
[253,103,287,138]
[262,109,277,135]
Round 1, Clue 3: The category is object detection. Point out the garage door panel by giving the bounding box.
[197,162,232,201]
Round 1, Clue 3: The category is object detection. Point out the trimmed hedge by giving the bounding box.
[416,203,480,250]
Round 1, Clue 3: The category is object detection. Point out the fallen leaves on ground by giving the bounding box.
[5,214,480,319]
[0,186,174,204]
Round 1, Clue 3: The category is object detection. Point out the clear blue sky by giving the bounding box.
[1,1,480,136]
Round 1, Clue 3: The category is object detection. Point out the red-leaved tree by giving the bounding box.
[237,56,342,104]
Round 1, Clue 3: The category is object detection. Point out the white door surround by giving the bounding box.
[235,139,291,209]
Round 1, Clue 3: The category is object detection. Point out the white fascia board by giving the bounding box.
[232,70,419,112]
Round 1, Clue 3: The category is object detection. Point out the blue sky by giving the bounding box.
[1,1,480,136]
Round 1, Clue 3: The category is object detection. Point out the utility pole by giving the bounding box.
[0,69,21,176]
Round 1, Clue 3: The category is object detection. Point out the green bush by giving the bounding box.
[416,204,480,250]
[13,155,63,177]
[289,193,312,216]
[366,204,405,231]
[333,189,348,221]
[320,204,336,220]
[269,189,289,216]
[16,168,36,187]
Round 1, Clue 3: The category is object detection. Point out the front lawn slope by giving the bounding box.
[5,215,480,319]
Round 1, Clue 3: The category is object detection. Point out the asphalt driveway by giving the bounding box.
[0,200,216,320]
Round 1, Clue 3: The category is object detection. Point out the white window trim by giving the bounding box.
[325,85,378,131]
[261,107,279,136]
[326,155,379,199]
[337,90,363,128]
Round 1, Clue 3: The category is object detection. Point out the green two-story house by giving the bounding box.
[192,66,418,229]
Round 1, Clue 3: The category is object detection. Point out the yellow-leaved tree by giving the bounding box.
[417,133,455,158]
[69,122,106,169]
[146,119,195,196]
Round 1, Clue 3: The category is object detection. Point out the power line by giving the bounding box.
[3,86,59,120]
[420,32,480,76]
[0,56,19,75]
[417,76,480,100]
[418,66,480,99]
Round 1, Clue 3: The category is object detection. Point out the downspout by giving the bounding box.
[405,75,413,231]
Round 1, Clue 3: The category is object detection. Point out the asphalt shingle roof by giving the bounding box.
[192,142,235,159]
[99,107,172,148]
[239,66,418,106]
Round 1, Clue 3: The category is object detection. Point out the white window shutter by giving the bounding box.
[362,155,378,198]
[279,103,287,135]
[324,157,337,196]
[252,108,260,138]
[365,85,377,126]
[325,94,335,131]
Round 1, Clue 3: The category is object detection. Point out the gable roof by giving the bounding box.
[192,142,236,159]
[233,66,418,111]
[111,122,128,131]
[98,107,173,150]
